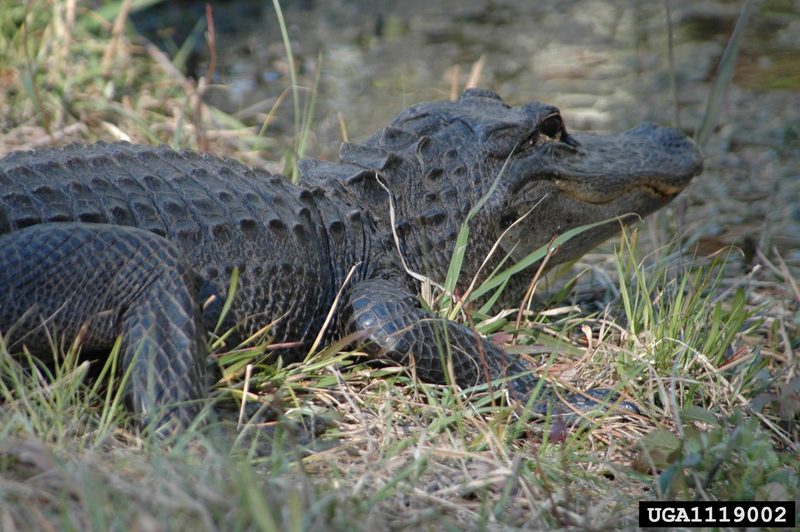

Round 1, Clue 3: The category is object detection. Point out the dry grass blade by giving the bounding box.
[308,262,361,355]
[466,55,485,89]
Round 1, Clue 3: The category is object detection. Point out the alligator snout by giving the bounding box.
[622,122,704,174]
[544,121,704,196]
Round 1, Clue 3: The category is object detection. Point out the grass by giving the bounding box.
[1,1,798,529]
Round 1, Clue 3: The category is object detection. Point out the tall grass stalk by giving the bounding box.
[695,0,754,147]
[271,0,302,179]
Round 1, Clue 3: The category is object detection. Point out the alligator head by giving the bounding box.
[334,88,703,293]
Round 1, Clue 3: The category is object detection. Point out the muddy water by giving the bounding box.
[139,0,800,268]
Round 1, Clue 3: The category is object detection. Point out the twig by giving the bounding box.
[308,263,361,356]
[466,55,485,88]
[237,364,253,429]
[513,237,558,345]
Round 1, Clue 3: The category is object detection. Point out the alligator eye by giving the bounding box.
[539,114,564,140]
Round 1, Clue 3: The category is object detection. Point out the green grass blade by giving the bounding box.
[443,155,513,295]
[271,0,301,180]
[694,0,753,147]
[172,16,207,72]
[296,52,322,162]
[214,267,240,337]
[468,217,619,303]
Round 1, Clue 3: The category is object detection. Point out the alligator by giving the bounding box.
[0,89,703,432]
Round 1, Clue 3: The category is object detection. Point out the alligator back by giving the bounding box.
[0,142,352,347]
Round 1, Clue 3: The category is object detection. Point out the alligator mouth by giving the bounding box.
[553,178,688,204]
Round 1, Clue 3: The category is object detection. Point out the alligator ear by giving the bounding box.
[339,142,400,171]
[415,136,436,163]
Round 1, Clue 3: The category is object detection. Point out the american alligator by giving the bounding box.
[0,89,703,431]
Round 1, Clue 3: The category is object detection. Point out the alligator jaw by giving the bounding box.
[517,122,704,204]
[553,177,688,204]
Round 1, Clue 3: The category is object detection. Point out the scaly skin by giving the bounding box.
[0,89,703,430]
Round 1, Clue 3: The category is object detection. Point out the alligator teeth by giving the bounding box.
[639,181,684,197]
[553,179,683,203]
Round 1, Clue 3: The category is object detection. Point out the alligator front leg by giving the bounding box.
[0,223,207,432]
[344,278,639,416]
[344,278,542,400]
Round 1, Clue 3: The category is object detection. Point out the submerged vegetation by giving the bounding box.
[0,1,797,529]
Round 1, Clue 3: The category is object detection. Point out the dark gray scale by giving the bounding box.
[297,158,369,187]
[66,180,108,224]
[345,208,372,276]
[445,135,483,221]
[0,166,56,228]
[33,149,131,226]
[27,177,73,223]
[211,178,281,329]
[74,173,136,226]
[315,186,361,277]
[390,108,446,138]
[92,151,172,236]
[1,192,39,229]
[153,155,253,318]
[423,167,444,183]
[171,170,239,261]
[383,134,460,280]
[113,149,211,237]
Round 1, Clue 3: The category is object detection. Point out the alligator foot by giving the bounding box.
[530,388,641,417]
[343,278,640,421]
